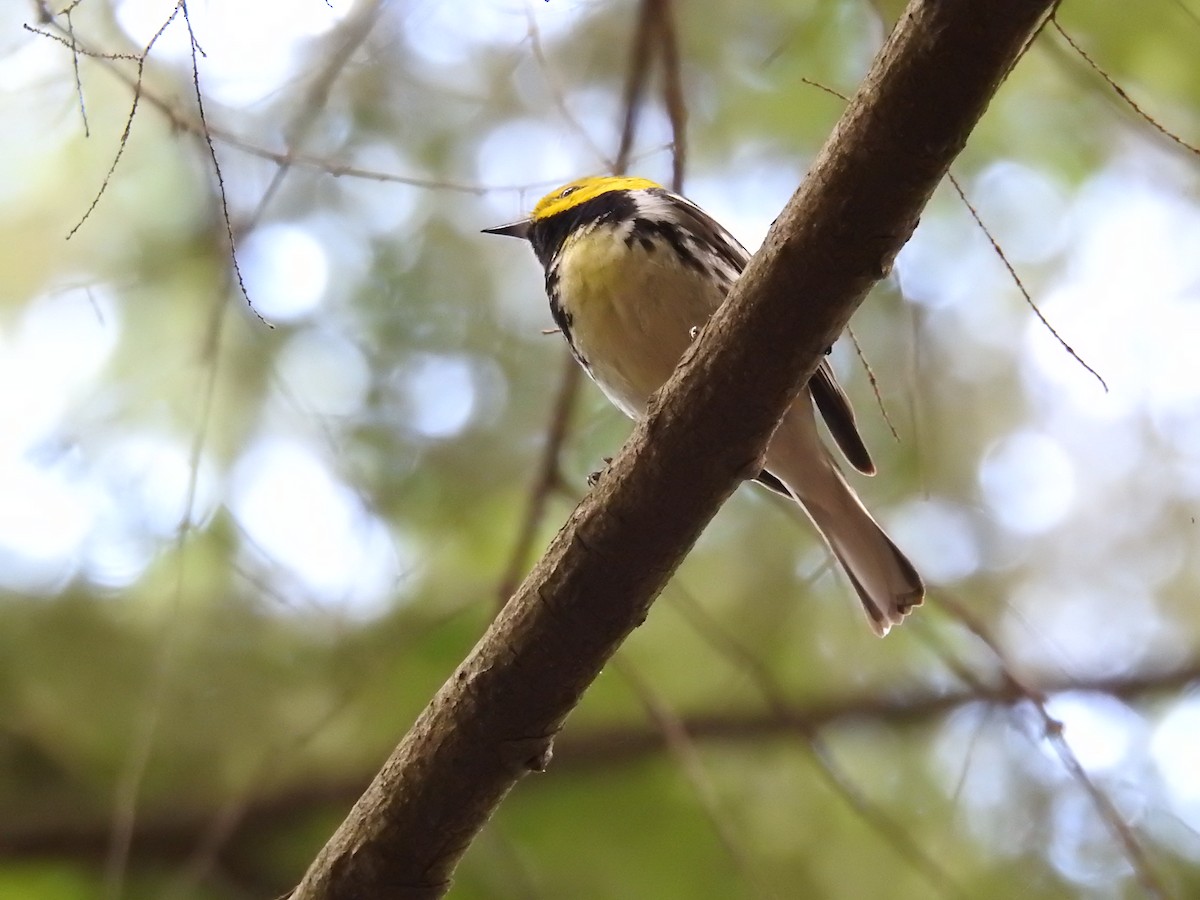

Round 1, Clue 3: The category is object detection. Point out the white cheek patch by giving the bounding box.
[631,192,679,220]
[578,216,637,245]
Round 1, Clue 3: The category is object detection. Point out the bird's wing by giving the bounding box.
[808,360,875,476]
[658,188,875,476]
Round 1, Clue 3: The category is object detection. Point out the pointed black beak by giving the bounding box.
[482,218,533,240]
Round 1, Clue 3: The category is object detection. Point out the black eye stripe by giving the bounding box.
[527,191,638,267]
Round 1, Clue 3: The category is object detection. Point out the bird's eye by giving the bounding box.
[559,186,579,199]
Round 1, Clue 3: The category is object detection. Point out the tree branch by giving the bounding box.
[6,656,1198,880]
[292,1,1057,897]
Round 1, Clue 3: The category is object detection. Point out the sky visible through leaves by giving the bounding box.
[2,0,1199,897]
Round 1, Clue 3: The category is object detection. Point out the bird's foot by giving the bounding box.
[587,457,614,487]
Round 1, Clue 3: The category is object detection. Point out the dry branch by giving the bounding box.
[7,655,1198,880]
[292,1,1058,897]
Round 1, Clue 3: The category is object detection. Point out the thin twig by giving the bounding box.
[798,79,911,446]
[947,173,1107,391]
[495,355,580,604]
[792,76,1108,400]
[250,0,385,224]
[1051,17,1199,158]
[614,0,658,174]
[61,3,183,239]
[23,24,510,196]
[23,25,140,59]
[525,7,613,170]
[667,589,971,900]
[651,0,688,192]
[845,324,900,442]
[615,658,779,899]
[64,9,89,136]
[179,2,262,322]
[932,594,1172,900]
[799,76,850,102]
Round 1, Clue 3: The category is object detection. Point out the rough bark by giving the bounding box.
[293,1,1057,897]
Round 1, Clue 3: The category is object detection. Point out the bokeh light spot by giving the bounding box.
[980,430,1076,534]
[230,439,401,615]
[393,354,478,440]
[241,224,330,322]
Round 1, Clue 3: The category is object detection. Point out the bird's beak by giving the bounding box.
[482,218,533,240]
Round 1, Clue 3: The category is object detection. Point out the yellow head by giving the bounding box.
[482,175,666,265]
[529,176,662,222]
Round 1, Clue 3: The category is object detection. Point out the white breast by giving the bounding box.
[556,226,727,419]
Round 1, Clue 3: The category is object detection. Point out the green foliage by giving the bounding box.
[1,0,1198,897]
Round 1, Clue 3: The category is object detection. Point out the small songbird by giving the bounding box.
[484,175,923,635]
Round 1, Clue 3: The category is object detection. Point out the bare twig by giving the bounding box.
[8,655,1197,875]
[64,9,89,136]
[667,590,969,899]
[58,3,184,239]
[251,0,386,223]
[930,595,1172,900]
[495,355,580,603]
[615,658,779,899]
[524,8,613,170]
[614,0,659,174]
[178,2,259,321]
[1051,17,1199,158]
[799,76,850,102]
[651,0,688,192]
[845,324,901,442]
[23,25,140,59]
[23,24,506,196]
[946,173,1107,391]
[793,76,1107,406]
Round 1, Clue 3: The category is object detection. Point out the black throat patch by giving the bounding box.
[527,191,639,268]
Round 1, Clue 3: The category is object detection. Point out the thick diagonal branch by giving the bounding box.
[292,2,1057,897]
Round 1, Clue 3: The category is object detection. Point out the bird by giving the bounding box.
[484,175,923,635]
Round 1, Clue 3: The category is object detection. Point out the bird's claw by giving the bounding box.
[587,456,614,487]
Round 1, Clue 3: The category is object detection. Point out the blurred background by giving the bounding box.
[2,0,1199,897]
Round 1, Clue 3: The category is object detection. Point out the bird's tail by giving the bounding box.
[764,404,924,636]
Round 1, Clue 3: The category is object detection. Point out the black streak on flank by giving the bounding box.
[625,231,657,254]
[647,187,750,276]
[545,262,590,372]
[628,218,703,272]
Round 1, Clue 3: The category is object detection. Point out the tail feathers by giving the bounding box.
[818,505,924,637]
[765,409,924,635]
